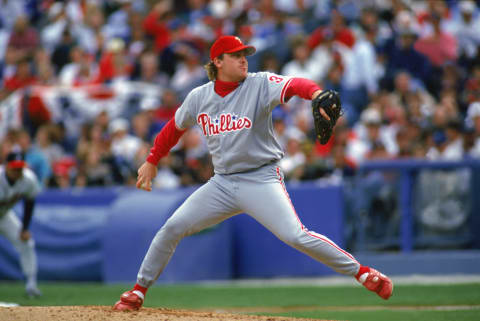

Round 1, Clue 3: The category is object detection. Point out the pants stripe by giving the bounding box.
[275,167,358,263]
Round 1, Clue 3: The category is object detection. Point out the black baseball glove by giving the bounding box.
[311,90,343,144]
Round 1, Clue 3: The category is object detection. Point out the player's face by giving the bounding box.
[6,167,23,182]
[216,50,248,82]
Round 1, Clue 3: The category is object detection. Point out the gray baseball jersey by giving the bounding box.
[135,72,361,288]
[175,72,294,174]
[0,166,41,219]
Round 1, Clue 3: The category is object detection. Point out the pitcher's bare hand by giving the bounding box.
[136,162,158,191]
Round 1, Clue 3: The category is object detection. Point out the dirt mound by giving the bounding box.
[0,306,324,321]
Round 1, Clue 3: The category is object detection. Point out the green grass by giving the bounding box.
[266,310,480,321]
[1,281,479,321]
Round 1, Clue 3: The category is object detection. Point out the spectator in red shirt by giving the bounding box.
[414,13,458,67]
[7,16,39,61]
[95,38,133,84]
[143,0,173,52]
[3,58,37,92]
[308,10,355,50]
[464,64,480,104]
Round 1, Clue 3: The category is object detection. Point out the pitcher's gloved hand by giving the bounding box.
[311,90,343,144]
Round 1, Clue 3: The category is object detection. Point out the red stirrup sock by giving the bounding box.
[133,283,148,298]
[355,265,370,281]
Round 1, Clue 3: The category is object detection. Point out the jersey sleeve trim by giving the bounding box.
[174,117,186,131]
[280,78,293,104]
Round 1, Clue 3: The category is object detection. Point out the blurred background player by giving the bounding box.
[0,147,42,297]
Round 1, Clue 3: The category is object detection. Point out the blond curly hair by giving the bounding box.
[203,54,224,81]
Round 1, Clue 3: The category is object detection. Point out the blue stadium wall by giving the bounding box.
[0,184,345,283]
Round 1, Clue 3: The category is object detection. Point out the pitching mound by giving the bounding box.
[0,306,324,321]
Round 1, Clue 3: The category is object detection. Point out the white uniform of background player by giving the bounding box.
[0,149,42,297]
[114,36,393,311]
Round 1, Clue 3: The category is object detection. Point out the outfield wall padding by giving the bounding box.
[0,184,344,282]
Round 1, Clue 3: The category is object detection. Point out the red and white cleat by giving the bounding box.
[113,290,144,311]
[357,267,393,300]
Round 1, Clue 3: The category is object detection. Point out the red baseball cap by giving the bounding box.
[6,150,26,169]
[210,35,256,61]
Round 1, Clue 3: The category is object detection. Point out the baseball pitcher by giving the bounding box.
[114,36,393,311]
[0,148,42,297]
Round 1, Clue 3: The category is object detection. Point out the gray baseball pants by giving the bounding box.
[0,211,37,284]
[137,163,359,287]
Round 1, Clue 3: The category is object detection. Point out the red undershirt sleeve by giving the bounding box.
[284,77,322,101]
[146,118,186,166]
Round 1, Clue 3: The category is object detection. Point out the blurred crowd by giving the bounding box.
[0,0,480,189]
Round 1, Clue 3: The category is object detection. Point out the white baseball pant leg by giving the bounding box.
[0,210,38,286]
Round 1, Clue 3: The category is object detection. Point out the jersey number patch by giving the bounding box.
[268,75,284,83]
